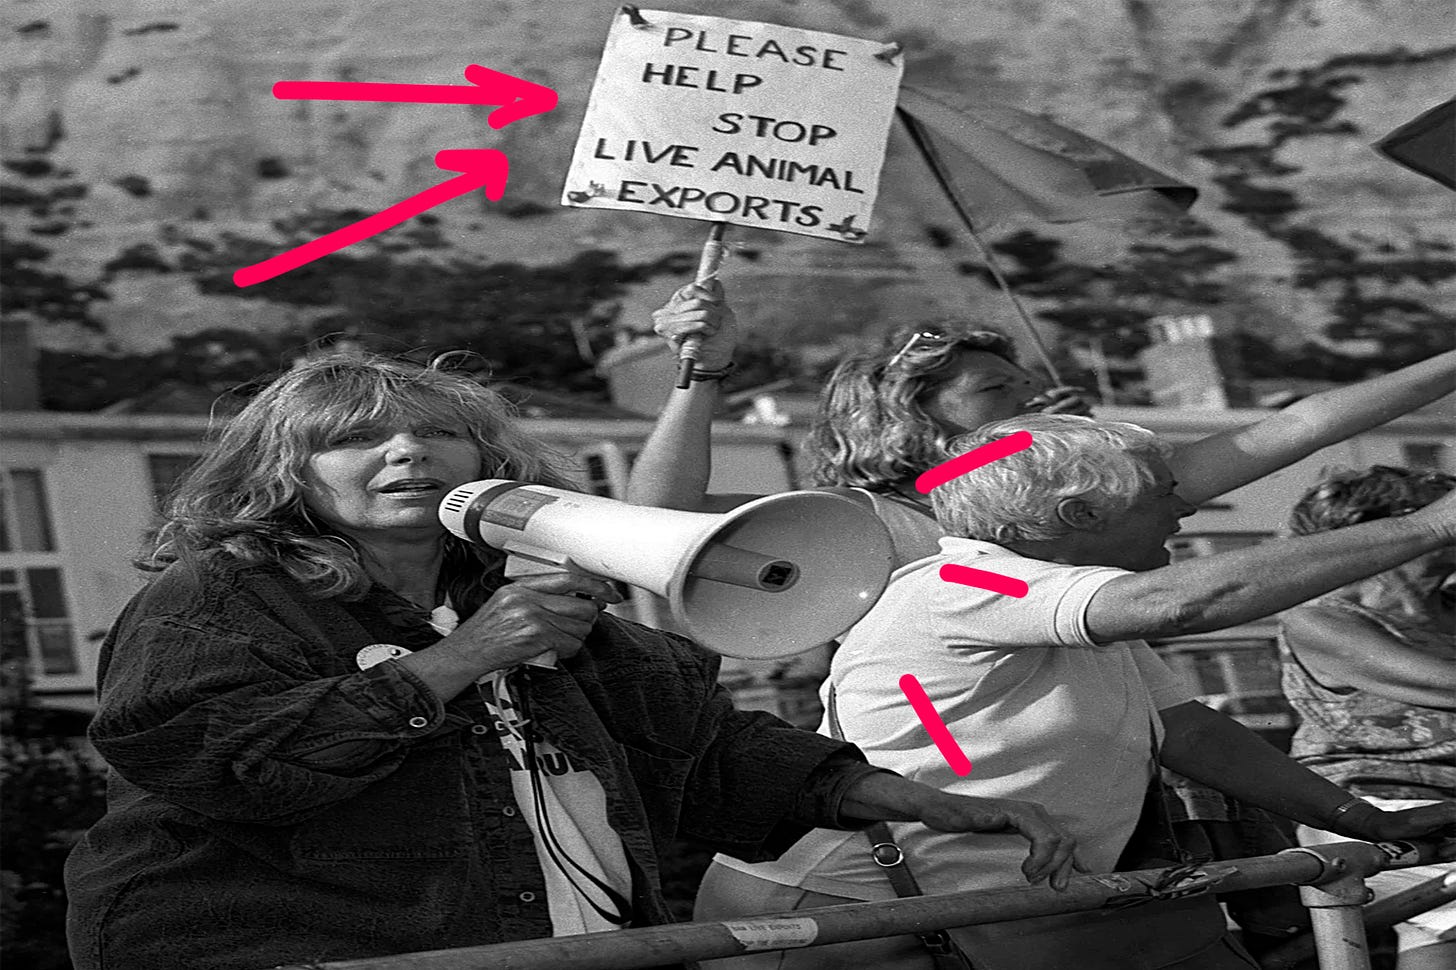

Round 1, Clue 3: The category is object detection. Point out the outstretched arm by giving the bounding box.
[1084,489,1456,642]
[1168,350,1456,505]
[624,281,758,512]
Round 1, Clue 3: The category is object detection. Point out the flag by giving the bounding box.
[1374,97,1455,190]
[895,85,1198,231]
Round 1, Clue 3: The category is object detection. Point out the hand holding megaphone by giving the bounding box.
[439,480,896,659]
[439,569,623,677]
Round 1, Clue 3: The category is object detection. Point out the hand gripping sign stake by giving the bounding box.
[674,221,729,388]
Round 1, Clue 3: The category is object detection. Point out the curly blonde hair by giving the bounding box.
[147,353,575,601]
[804,324,1018,489]
[1288,465,1454,537]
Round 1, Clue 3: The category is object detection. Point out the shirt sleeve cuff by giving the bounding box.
[795,757,898,830]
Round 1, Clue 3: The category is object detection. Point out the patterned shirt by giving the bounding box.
[1281,596,1456,800]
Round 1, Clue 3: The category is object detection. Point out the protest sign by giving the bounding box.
[562,8,903,243]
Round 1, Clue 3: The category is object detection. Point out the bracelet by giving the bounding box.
[1326,796,1368,827]
[687,362,736,382]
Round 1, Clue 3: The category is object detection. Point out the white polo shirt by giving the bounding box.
[716,537,1194,898]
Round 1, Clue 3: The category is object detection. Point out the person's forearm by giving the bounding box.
[625,384,719,510]
[1090,516,1446,641]
[1171,350,1456,504]
[837,769,931,821]
[1158,702,1362,834]
[1281,349,1456,444]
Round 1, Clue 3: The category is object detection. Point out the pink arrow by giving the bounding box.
[915,431,1033,493]
[900,674,972,776]
[233,149,508,288]
[273,65,558,129]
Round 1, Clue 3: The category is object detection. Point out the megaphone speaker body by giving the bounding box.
[440,481,895,659]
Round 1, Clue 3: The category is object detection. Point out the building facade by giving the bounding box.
[2,404,1451,738]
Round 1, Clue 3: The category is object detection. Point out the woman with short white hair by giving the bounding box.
[696,414,1456,970]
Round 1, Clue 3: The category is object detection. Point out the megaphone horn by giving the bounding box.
[439,481,896,659]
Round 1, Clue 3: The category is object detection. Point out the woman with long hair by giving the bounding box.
[63,352,1079,970]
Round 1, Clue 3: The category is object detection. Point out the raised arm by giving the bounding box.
[625,281,759,512]
[1168,350,1456,505]
[1281,603,1456,710]
[1084,489,1456,642]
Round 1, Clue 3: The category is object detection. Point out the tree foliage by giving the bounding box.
[23,201,700,410]
[1,658,106,970]
[0,157,110,332]
[1202,46,1456,367]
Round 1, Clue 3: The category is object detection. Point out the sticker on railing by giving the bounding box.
[724,918,820,951]
[1375,841,1421,867]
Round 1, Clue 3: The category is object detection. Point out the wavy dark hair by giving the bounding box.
[803,323,1018,490]
[1288,465,1455,537]
[146,352,576,603]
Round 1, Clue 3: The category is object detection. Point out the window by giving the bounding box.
[0,468,78,675]
[576,443,637,499]
[0,468,55,552]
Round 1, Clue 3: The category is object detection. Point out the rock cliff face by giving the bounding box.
[3,0,1453,405]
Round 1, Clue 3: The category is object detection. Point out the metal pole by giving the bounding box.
[895,107,1065,385]
[1301,869,1376,970]
[264,841,1451,970]
[1262,871,1456,970]
[268,853,1330,970]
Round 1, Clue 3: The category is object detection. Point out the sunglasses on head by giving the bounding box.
[886,329,1005,369]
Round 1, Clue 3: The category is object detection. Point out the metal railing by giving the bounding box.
[271,838,1453,970]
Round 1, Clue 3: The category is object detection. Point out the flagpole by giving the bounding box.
[895,108,1065,385]
[674,221,729,389]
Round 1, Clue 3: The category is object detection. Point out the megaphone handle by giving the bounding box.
[674,221,729,389]
[503,551,597,670]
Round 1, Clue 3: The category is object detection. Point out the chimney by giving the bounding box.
[1139,314,1253,409]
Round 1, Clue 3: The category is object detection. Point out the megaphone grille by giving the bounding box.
[439,488,474,517]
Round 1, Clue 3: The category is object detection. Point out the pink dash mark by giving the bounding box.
[939,564,1028,597]
[915,430,1033,493]
[914,430,1034,595]
[273,65,558,129]
[900,674,972,776]
[234,149,508,288]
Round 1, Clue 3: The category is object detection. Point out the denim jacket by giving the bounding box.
[65,555,874,969]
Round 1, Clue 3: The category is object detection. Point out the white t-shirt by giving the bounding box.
[429,605,633,936]
[716,537,1194,899]
[481,677,634,935]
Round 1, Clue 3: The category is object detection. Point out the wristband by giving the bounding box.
[1326,796,1369,828]
[687,362,736,382]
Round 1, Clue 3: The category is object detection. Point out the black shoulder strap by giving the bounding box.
[826,684,979,968]
[825,684,932,898]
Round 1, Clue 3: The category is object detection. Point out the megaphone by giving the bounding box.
[439,480,895,660]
